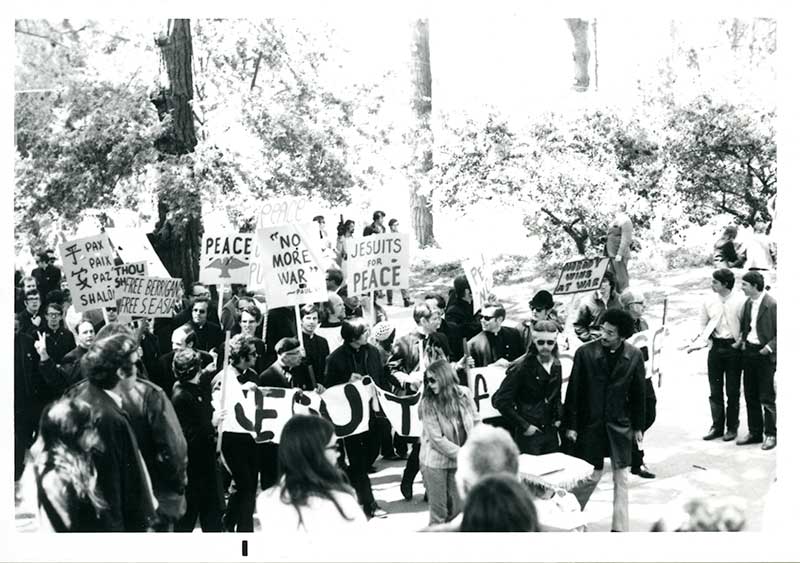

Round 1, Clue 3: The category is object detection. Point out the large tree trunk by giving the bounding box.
[565,19,591,92]
[149,19,202,288]
[409,19,436,248]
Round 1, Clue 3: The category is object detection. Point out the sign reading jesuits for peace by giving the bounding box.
[200,233,254,285]
[58,233,116,312]
[553,257,610,295]
[116,275,183,318]
[256,223,327,309]
[463,253,493,313]
[346,233,410,294]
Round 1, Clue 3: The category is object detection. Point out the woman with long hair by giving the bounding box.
[419,359,481,525]
[32,397,110,532]
[256,415,366,532]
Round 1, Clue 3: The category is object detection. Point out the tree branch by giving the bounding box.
[14,27,68,48]
[250,50,263,91]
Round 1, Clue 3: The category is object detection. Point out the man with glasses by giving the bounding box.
[516,290,563,352]
[564,309,646,532]
[31,250,62,301]
[180,296,224,353]
[620,288,657,479]
[467,303,525,368]
[39,302,76,363]
[492,320,563,455]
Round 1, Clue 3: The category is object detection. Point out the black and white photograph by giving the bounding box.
[7,2,799,561]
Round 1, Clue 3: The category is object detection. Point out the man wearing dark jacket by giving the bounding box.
[40,302,76,363]
[492,320,562,455]
[573,270,623,342]
[324,317,387,519]
[564,309,646,532]
[18,290,43,337]
[362,210,386,236]
[445,275,481,360]
[156,326,216,394]
[180,296,224,353]
[467,303,525,368]
[70,334,158,531]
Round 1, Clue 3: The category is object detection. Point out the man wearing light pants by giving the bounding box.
[564,309,646,532]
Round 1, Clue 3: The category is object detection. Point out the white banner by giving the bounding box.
[346,233,410,294]
[256,223,328,309]
[200,233,254,285]
[105,227,170,278]
[467,365,507,419]
[374,387,423,437]
[463,253,493,313]
[58,233,116,312]
[318,378,374,437]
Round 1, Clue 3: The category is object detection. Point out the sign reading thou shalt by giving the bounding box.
[346,232,410,294]
[200,233,254,285]
[58,233,116,312]
[256,223,327,309]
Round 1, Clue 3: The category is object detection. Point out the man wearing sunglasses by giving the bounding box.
[467,303,525,368]
[516,290,564,352]
[492,320,563,455]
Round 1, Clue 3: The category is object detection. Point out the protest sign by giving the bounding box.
[466,365,508,420]
[553,257,610,295]
[200,233,254,285]
[116,275,182,318]
[463,253,493,312]
[628,326,667,385]
[374,387,422,437]
[58,233,116,312]
[113,261,148,289]
[105,228,170,278]
[346,233,410,294]
[319,378,374,437]
[256,223,327,309]
[257,196,317,229]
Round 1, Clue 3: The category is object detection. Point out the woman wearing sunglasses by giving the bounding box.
[418,359,481,525]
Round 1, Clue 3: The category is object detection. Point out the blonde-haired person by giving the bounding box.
[419,359,481,525]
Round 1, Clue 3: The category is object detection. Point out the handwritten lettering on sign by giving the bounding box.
[117,275,182,318]
[113,261,148,290]
[257,224,327,309]
[346,233,410,294]
[58,233,116,312]
[463,253,493,312]
[257,197,311,228]
[553,257,610,295]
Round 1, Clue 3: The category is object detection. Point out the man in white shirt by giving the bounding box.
[687,269,746,442]
[734,271,777,450]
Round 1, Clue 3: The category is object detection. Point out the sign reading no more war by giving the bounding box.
[58,233,116,312]
[117,275,183,318]
[200,233,254,285]
[256,223,327,309]
[346,233,410,294]
[553,257,611,295]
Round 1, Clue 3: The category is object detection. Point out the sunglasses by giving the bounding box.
[535,339,556,346]
[424,377,436,385]
[531,306,547,313]
[480,315,497,321]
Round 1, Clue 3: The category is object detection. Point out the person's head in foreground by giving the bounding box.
[455,424,520,501]
[650,497,746,532]
[276,415,357,528]
[460,473,539,532]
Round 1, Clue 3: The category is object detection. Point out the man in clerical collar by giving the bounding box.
[468,302,525,368]
[258,337,305,389]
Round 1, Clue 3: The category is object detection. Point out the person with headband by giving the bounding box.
[492,319,562,455]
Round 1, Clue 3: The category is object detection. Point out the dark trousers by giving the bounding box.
[343,431,376,512]
[258,442,280,491]
[176,446,223,532]
[401,440,421,486]
[220,432,258,532]
[707,341,742,432]
[631,379,658,469]
[14,411,37,481]
[742,346,777,437]
[517,427,560,456]
[367,415,395,465]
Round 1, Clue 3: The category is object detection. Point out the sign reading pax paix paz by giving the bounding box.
[58,233,116,312]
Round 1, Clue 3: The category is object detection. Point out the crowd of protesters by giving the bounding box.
[13,210,774,533]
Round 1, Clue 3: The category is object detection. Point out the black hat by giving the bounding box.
[528,290,554,310]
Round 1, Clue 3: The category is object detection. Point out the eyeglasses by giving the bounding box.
[480,315,497,321]
[535,340,556,346]
[46,312,62,318]
[325,444,339,452]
